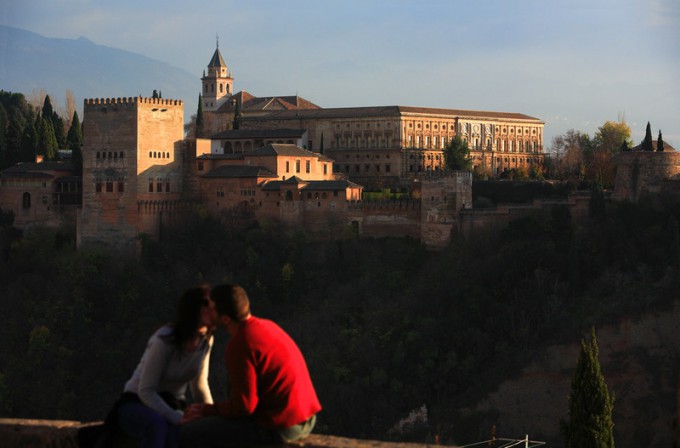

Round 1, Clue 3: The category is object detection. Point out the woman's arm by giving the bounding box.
[189,335,214,404]
[137,335,184,425]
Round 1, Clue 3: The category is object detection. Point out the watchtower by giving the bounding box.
[201,39,234,111]
[77,96,185,251]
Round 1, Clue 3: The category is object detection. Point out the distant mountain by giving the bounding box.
[0,25,199,120]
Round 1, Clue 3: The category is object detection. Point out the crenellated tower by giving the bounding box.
[201,37,233,111]
[77,96,185,252]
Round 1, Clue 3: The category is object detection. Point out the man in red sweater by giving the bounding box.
[180,284,321,447]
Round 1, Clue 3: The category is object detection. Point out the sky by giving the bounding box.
[1,0,679,148]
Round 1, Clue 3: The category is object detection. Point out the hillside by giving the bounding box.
[0,25,198,119]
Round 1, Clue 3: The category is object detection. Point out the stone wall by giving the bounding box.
[0,419,455,448]
[613,151,680,202]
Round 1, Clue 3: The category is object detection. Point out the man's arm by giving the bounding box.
[202,341,259,417]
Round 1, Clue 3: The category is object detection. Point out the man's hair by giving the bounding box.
[211,284,251,322]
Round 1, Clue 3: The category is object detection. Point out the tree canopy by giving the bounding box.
[561,328,615,448]
[443,136,472,171]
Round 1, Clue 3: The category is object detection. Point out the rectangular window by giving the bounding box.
[166,182,170,193]
[197,161,204,171]
[157,182,162,192]
[96,183,102,193]
[106,182,113,193]
[306,160,311,173]
[149,182,153,192]
[118,182,124,193]
[286,161,290,173]
[385,164,391,173]
[323,164,328,175]
[295,160,301,173]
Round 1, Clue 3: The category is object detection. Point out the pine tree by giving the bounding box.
[195,94,204,138]
[66,111,83,172]
[657,130,664,152]
[641,121,654,151]
[561,328,615,448]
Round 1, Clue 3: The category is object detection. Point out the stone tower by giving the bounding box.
[77,96,185,252]
[201,40,233,112]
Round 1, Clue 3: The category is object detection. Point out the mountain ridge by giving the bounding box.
[0,25,199,120]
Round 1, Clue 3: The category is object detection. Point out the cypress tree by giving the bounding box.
[19,120,37,163]
[41,95,54,121]
[52,112,66,149]
[657,130,664,152]
[196,94,204,138]
[641,121,654,151]
[0,103,7,169]
[67,111,83,172]
[38,118,58,160]
[561,328,615,448]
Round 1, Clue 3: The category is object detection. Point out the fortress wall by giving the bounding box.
[613,151,680,202]
[347,201,422,239]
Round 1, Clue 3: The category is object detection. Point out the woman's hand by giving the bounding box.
[180,404,205,424]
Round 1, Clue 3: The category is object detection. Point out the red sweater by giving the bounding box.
[206,317,321,429]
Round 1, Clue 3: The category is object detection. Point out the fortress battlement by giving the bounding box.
[84,97,183,107]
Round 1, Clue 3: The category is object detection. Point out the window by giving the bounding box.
[157,182,162,192]
[197,161,204,171]
[306,160,311,173]
[22,192,31,209]
[295,160,301,173]
[96,183,102,193]
[323,164,328,175]
[106,182,113,192]
[166,182,170,193]
[118,182,124,193]
[286,161,290,173]
[149,182,153,192]
[385,164,391,173]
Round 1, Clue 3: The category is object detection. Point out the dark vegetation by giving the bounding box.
[1,196,678,446]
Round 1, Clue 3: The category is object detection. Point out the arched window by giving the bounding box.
[22,192,31,209]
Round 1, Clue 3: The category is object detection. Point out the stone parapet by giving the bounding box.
[0,419,455,448]
[84,97,183,107]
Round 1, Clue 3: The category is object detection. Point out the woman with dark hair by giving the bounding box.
[112,286,216,448]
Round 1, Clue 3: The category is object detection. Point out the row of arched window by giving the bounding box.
[149,151,171,159]
[96,151,125,160]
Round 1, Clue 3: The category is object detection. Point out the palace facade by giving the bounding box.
[200,45,545,188]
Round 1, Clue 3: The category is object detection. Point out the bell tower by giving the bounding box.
[201,36,233,111]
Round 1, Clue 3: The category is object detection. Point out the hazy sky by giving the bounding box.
[2,0,679,147]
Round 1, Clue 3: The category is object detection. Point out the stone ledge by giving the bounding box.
[0,419,453,448]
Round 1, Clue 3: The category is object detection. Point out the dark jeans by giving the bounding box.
[180,414,316,448]
[118,401,180,448]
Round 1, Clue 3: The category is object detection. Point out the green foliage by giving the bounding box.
[641,122,654,151]
[37,117,59,160]
[196,94,204,138]
[0,200,678,445]
[561,329,615,448]
[67,111,83,172]
[443,136,472,171]
[657,130,664,152]
[0,103,7,168]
